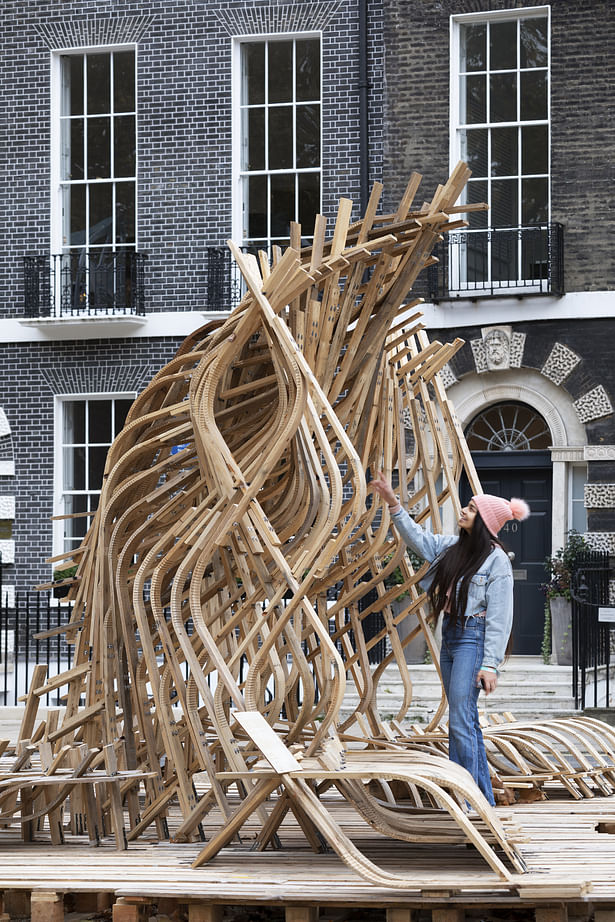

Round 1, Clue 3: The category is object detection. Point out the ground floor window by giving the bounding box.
[55,394,134,554]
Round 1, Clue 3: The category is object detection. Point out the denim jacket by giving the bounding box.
[390,506,514,672]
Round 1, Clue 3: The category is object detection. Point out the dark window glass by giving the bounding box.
[114,115,136,177]
[89,246,114,307]
[87,55,110,114]
[244,43,265,105]
[490,20,517,70]
[462,74,486,123]
[522,124,548,174]
[491,126,517,176]
[268,106,293,169]
[522,177,548,223]
[461,23,486,72]
[247,175,267,239]
[465,179,488,229]
[298,173,319,235]
[296,40,319,100]
[115,400,133,434]
[89,401,111,443]
[116,183,135,244]
[62,118,84,180]
[461,129,487,176]
[114,51,135,112]
[64,447,85,490]
[68,56,84,115]
[89,184,113,244]
[490,73,516,122]
[491,179,518,227]
[268,42,293,103]
[64,401,85,443]
[296,104,320,168]
[521,71,547,120]
[245,108,265,170]
[520,18,548,68]
[271,173,295,236]
[87,117,111,178]
[69,185,86,245]
[88,446,108,489]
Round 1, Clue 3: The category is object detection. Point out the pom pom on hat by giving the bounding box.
[509,497,530,522]
[472,493,531,537]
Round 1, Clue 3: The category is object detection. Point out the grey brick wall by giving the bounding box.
[382,0,615,293]
[1,0,385,318]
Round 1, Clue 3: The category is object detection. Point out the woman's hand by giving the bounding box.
[477,669,498,695]
[370,471,398,507]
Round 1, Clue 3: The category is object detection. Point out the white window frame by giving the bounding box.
[231,31,323,251]
[449,6,551,293]
[52,392,136,561]
[568,462,588,536]
[50,44,138,315]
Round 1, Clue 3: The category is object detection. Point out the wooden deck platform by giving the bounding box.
[0,788,614,921]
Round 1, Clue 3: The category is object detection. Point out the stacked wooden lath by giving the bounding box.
[5,163,615,888]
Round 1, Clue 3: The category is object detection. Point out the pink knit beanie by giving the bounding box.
[472,494,530,537]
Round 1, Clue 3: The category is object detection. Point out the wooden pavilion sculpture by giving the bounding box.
[9,162,615,884]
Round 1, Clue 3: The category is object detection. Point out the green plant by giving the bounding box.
[53,564,78,582]
[383,550,425,601]
[542,530,588,601]
[541,531,588,663]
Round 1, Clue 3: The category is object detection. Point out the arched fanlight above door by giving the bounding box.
[465,402,551,452]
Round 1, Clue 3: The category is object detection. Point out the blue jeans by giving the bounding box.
[440,615,495,805]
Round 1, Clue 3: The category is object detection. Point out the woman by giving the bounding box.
[370,472,530,804]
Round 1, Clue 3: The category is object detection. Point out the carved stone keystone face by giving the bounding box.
[481,325,512,371]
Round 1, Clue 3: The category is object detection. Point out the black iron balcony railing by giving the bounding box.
[205,246,245,312]
[24,251,146,318]
[427,222,564,302]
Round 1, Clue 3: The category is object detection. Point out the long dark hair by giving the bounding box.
[428,511,505,628]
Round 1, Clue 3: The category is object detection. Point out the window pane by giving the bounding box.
[460,23,486,72]
[491,179,518,227]
[89,247,114,308]
[520,18,548,68]
[64,401,85,443]
[522,124,548,174]
[87,55,110,114]
[522,177,548,223]
[88,446,108,490]
[61,118,84,180]
[243,107,265,170]
[268,106,293,169]
[460,74,486,124]
[268,41,293,103]
[66,56,84,116]
[114,115,135,177]
[116,183,135,244]
[64,447,85,490]
[490,20,517,70]
[87,117,111,178]
[296,104,320,168]
[243,43,265,105]
[491,126,517,176]
[88,401,111,443]
[298,173,319,236]
[115,400,133,434]
[271,173,295,237]
[89,184,113,245]
[114,51,135,112]
[460,128,487,176]
[296,40,319,100]
[246,175,267,239]
[490,73,516,122]
[521,71,547,120]
[465,179,487,229]
[65,185,86,245]
[491,228,518,281]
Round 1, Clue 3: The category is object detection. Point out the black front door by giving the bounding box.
[461,453,552,655]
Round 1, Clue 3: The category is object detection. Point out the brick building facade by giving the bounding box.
[1,0,613,657]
